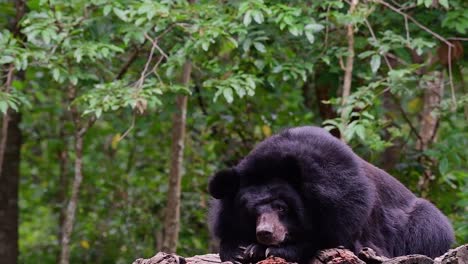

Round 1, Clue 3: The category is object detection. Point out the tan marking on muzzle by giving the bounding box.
[256,212,287,245]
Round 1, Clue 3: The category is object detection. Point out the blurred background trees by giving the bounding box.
[0,0,466,263]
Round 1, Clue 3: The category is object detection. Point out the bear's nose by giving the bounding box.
[256,230,273,244]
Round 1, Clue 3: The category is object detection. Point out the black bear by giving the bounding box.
[208,126,454,264]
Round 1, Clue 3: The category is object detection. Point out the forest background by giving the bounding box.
[0,0,467,264]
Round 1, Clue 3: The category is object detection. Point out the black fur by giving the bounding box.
[208,126,454,264]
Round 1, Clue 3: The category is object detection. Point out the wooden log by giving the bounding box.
[434,244,468,264]
[311,248,365,264]
[131,245,468,264]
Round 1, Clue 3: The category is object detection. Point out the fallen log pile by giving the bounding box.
[132,244,467,264]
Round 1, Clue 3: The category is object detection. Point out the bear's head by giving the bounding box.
[209,168,307,246]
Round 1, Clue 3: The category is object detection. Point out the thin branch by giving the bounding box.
[363,19,393,70]
[341,0,359,107]
[116,42,147,80]
[118,113,136,142]
[133,33,171,89]
[385,53,409,65]
[339,0,359,142]
[318,4,332,57]
[78,116,96,137]
[404,15,410,42]
[116,23,179,81]
[143,55,164,81]
[374,0,457,108]
[2,64,15,91]
[398,3,417,11]
[136,34,158,89]
[145,33,169,60]
[391,94,423,142]
[448,37,468,41]
[155,23,179,41]
[448,45,456,110]
[194,84,208,115]
[374,0,454,48]
[339,56,346,71]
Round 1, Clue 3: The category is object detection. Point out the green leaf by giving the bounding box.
[0,101,8,114]
[95,108,102,118]
[253,42,266,53]
[305,23,324,32]
[243,10,252,26]
[103,5,112,16]
[201,41,209,51]
[355,124,366,141]
[113,8,128,21]
[7,100,18,111]
[231,83,245,98]
[370,55,381,73]
[52,68,60,81]
[246,77,256,89]
[227,37,238,48]
[289,26,301,36]
[242,38,252,52]
[439,158,449,175]
[358,51,375,59]
[439,0,449,8]
[252,10,264,24]
[0,56,15,64]
[305,31,315,44]
[223,88,234,103]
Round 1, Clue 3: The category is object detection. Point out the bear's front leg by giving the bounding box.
[219,241,245,264]
[220,241,266,264]
[265,243,315,264]
[240,243,267,263]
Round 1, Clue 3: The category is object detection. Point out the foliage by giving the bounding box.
[0,0,466,263]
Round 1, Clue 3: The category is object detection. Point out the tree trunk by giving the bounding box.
[312,70,340,138]
[416,71,444,195]
[161,61,192,253]
[379,91,402,171]
[0,111,22,264]
[59,128,84,264]
[341,0,359,104]
[341,0,359,138]
[56,112,69,258]
[0,2,26,263]
[58,86,94,264]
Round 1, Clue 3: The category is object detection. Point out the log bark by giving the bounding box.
[434,244,468,264]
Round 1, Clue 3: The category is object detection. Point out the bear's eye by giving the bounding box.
[275,204,288,213]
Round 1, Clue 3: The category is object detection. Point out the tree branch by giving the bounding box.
[390,94,423,142]
[374,0,453,47]
[116,42,147,80]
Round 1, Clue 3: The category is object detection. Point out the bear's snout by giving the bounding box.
[256,212,286,245]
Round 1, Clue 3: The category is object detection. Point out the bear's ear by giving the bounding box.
[208,168,239,199]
